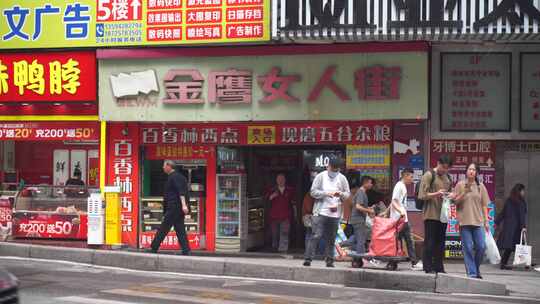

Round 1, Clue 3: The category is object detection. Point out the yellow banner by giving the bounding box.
[346,144,391,169]
[0,0,270,49]
[104,191,122,245]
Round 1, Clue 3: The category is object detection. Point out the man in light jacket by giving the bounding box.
[303,157,350,268]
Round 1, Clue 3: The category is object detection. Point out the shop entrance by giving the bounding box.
[503,151,540,261]
[237,146,345,253]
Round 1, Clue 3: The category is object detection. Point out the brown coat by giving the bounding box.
[454,181,489,227]
[418,169,452,221]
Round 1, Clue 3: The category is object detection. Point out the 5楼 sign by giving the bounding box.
[0,0,270,49]
[0,51,96,102]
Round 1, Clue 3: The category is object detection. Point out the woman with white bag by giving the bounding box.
[451,163,490,279]
[496,183,528,270]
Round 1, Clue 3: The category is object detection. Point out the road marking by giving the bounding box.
[102,288,255,304]
[222,280,258,288]
[143,281,344,304]
[56,296,138,304]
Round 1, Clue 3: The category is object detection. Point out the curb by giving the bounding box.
[0,243,507,296]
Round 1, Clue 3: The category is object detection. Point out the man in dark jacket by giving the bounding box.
[496,183,527,269]
[150,160,191,255]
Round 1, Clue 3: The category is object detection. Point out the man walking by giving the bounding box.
[390,168,421,270]
[150,160,191,255]
[418,155,453,273]
[265,173,295,253]
[303,157,350,267]
[349,176,375,255]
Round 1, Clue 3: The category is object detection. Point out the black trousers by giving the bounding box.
[151,212,191,254]
[398,223,417,263]
[423,220,447,272]
[501,249,513,266]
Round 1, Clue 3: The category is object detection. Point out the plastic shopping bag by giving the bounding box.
[440,197,452,223]
[483,229,501,264]
[513,230,532,267]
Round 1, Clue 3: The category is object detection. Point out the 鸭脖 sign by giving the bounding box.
[0,51,96,102]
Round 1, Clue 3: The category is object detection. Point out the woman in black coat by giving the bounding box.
[495,183,528,270]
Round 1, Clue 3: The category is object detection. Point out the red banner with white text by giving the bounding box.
[141,121,392,146]
[107,124,139,247]
[0,122,99,141]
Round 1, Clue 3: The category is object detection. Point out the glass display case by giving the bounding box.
[12,185,98,239]
[139,183,204,250]
[216,174,247,252]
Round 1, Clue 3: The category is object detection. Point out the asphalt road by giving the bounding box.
[2,257,538,304]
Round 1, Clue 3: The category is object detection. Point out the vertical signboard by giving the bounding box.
[107,124,139,247]
[441,53,511,131]
[521,53,540,131]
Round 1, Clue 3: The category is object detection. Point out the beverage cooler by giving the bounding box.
[12,185,98,239]
[215,174,247,252]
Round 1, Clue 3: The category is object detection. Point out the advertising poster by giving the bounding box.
[12,213,88,239]
[0,197,12,241]
[0,0,270,49]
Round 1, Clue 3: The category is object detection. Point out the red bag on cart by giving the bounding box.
[367,216,405,257]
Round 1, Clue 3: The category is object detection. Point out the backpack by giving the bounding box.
[414,169,451,210]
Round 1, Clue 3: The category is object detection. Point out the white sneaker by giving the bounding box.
[411,261,423,271]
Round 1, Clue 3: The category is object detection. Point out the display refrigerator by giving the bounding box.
[215,174,247,252]
[12,185,98,239]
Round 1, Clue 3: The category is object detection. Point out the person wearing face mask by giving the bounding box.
[451,163,490,279]
[303,157,350,268]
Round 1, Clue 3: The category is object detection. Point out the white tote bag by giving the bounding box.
[484,229,501,264]
[513,230,532,267]
[440,197,451,223]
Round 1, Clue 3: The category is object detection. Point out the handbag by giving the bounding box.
[513,230,532,267]
[484,229,501,264]
[440,197,451,223]
[302,214,313,228]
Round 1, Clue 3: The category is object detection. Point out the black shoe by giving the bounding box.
[326,261,335,268]
[182,251,191,256]
[476,275,483,279]
[144,248,158,254]
[425,270,436,274]
[303,260,311,267]
[436,270,447,274]
[500,264,512,270]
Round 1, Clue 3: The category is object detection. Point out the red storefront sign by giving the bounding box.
[141,121,392,146]
[0,51,96,102]
[12,213,88,239]
[107,124,140,247]
[140,231,201,250]
[0,122,99,141]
